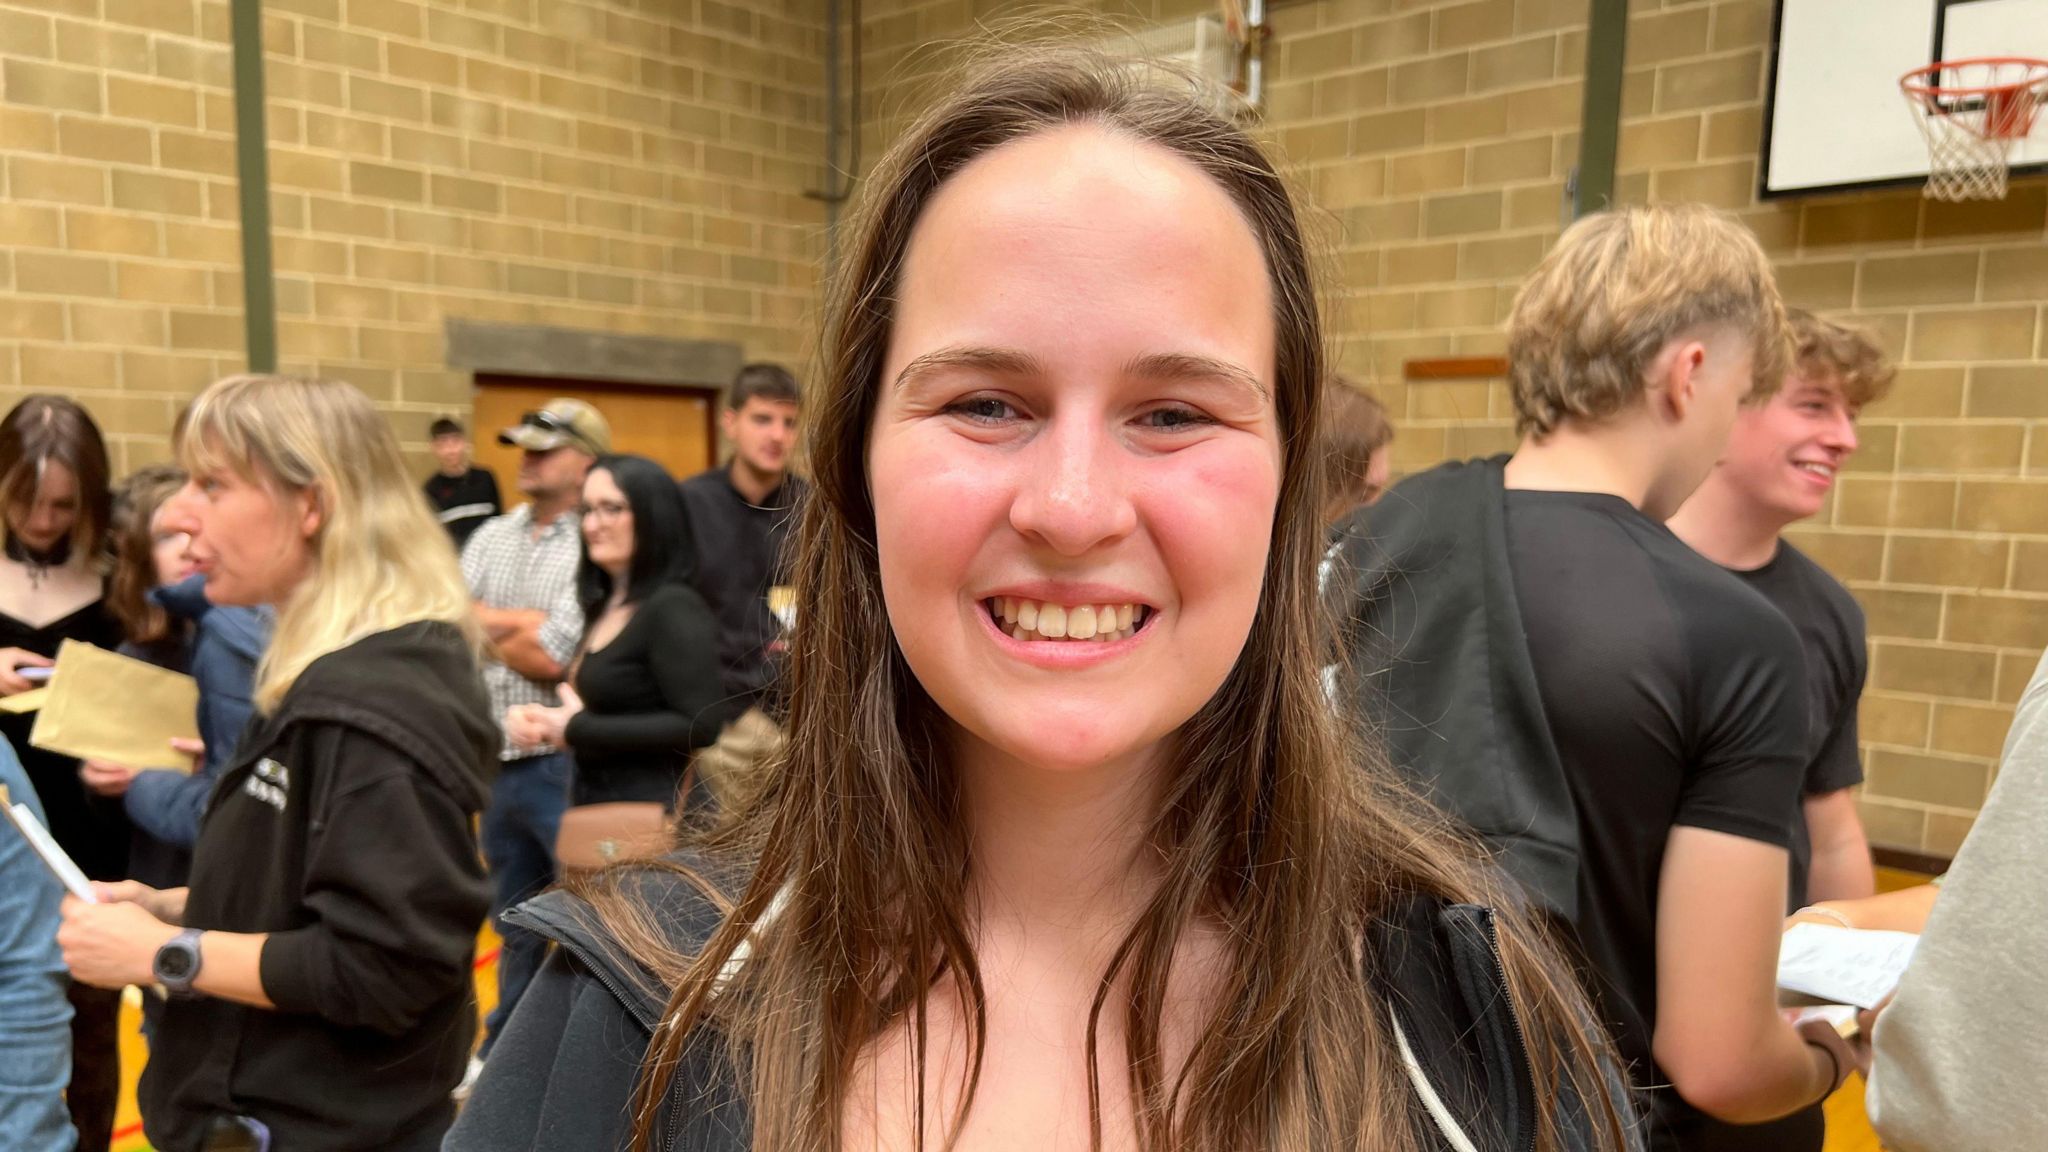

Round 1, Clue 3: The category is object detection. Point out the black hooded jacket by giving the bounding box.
[448,857,1637,1152]
[140,621,497,1152]
[1327,456,1581,920]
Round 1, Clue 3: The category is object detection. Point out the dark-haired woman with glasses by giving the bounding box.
[506,455,730,850]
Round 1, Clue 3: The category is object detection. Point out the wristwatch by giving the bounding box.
[153,928,205,998]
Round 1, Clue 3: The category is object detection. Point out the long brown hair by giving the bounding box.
[107,463,189,646]
[585,46,1628,1152]
[0,394,113,559]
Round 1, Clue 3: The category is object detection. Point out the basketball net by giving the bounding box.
[1901,58,2048,201]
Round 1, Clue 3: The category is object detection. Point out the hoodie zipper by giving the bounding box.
[1476,906,1538,1152]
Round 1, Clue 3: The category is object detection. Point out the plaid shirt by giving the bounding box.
[461,504,584,761]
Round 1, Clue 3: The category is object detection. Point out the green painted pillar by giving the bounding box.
[1574,0,1628,218]
[231,0,277,372]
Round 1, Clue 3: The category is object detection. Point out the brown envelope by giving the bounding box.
[29,640,201,773]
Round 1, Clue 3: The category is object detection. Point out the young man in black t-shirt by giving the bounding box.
[1670,311,1896,912]
[1330,205,1854,1152]
[423,417,501,549]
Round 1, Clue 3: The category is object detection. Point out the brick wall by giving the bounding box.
[855,0,2048,856]
[1,0,828,473]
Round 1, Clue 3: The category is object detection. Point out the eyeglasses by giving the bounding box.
[520,410,576,435]
[577,501,630,523]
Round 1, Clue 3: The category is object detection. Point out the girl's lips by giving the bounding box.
[977,600,1152,669]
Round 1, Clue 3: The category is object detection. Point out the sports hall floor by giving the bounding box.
[107,870,1928,1151]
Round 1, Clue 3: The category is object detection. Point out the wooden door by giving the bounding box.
[470,375,719,503]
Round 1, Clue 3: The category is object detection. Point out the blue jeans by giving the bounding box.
[479,752,570,1058]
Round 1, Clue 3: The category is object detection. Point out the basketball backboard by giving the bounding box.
[1762,0,2048,197]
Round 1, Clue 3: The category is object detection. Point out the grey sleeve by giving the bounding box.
[1867,648,2048,1152]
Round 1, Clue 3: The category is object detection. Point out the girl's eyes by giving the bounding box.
[943,397,1217,431]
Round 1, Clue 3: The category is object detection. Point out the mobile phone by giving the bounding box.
[15,666,51,683]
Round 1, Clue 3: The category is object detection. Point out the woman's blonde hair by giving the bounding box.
[1507,203,1790,437]
[180,374,477,711]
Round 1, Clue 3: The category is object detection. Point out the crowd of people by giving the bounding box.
[0,42,2038,1152]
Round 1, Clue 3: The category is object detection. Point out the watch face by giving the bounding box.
[159,948,194,979]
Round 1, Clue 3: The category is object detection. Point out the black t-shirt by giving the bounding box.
[1504,491,1816,1152]
[1730,541,1867,909]
[423,467,501,549]
[676,467,806,709]
[564,584,732,808]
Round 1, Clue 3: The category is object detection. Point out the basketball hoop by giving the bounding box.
[1900,57,2048,200]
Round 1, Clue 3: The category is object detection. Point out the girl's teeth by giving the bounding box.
[987,598,1148,643]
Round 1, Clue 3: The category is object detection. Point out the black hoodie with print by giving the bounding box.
[139,621,497,1152]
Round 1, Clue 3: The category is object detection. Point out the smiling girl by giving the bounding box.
[451,49,1633,1152]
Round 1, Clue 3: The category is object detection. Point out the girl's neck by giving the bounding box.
[954,732,1166,940]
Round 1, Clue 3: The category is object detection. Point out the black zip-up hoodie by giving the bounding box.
[140,621,497,1152]
[448,857,1638,1152]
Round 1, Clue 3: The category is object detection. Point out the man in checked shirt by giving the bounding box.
[459,397,610,1071]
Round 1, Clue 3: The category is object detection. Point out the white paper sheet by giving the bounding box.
[1777,922,1918,1010]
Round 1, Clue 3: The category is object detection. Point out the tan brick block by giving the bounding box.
[1314,157,1388,207]
[115,262,207,306]
[1619,115,1701,170]
[1836,421,1895,474]
[500,25,568,70]
[1898,424,2026,474]
[574,271,635,305]
[16,250,113,296]
[0,298,66,340]
[345,161,423,203]
[502,186,569,225]
[159,130,235,177]
[56,18,151,72]
[1358,10,1433,62]
[1884,533,2007,590]
[1515,0,1583,34]
[429,174,501,214]
[66,208,167,257]
[1982,246,2048,303]
[1623,68,1656,118]
[0,8,53,56]
[153,39,231,87]
[1865,366,1962,419]
[309,196,390,240]
[1382,242,1458,286]
[1417,94,1506,144]
[1382,147,1463,196]
[52,117,149,167]
[1944,592,2048,649]
[1505,182,1566,228]
[1965,366,2048,419]
[1393,54,1472,107]
[105,75,200,130]
[1908,308,2036,362]
[506,262,569,297]
[431,252,501,291]
[1856,798,1926,850]
[105,0,197,34]
[1650,159,1754,209]
[111,172,208,221]
[466,140,535,182]
[463,58,533,102]
[1710,0,1769,50]
[296,23,377,71]
[1958,480,2048,533]
[1801,193,1918,249]
[538,229,602,264]
[9,154,105,205]
[349,76,425,122]
[167,309,243,351]
[356,325,441,366]
[1462,34,1552,93]
[1920,811,1976,858]
[427,93,499,139]
[1856,586,1943,640]
[163,220,238,262]
[267,150,345,195]
[1923,186,2046,241]
[1701,106,1762,158]
[0,106,58,155]
[1995,651,2039,703]
[1283,26,1357,75]
[20,345,118,390]
[310,281,392,322]
[4,58,101,113]
[351,243,429,285]
[351,0,421,36]
[68,300,165,346]
[1866,748,1990,809]
[1462,137,1546,185]
[1855,251,1981,309]
[1314,68,1391,116]
[0,203,60,249]
[383,43,460,90]
[1772,260,1856,310]
[1858,690,1931,748]
[385,128,461,170]
[2009,539,2048,595]
[1627,5,1710,65]
[392,208,466,248]
[1504,79,1580,133]
[1432,0,1514,49]
[1930,701,2016,760]
[1418,285,1497,329]
[1656,51,1761,113]
[470,220,537,257]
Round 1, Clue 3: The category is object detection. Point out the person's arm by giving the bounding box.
[58,886,276,1010]
[0,759,76,1152]
[1654,827,1849,1122]
[1789,884,1938,934]
[563,595,730,757]
[1867,653,2048,1152]
[254,729,490,1035]
[1801,787,1875,903]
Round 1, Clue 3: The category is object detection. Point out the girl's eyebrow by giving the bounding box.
[1121,352,1267,402]
[893,346,1267,402]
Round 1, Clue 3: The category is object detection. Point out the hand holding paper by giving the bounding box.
[29,640,200,773]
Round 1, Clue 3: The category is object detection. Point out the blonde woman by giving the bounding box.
[57,375,496,1152]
